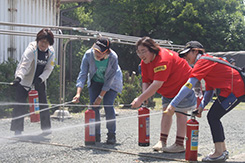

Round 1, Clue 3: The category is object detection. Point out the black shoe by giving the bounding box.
[96,134,101,142]
[42,129,52,136]
[106,133,116,144]
[14,130,22,136]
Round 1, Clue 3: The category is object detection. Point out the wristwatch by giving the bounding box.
[98,95,103,99]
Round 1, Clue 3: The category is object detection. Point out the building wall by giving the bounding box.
[0,0,59,63]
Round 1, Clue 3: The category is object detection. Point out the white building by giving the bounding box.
[0,0,91,63]
[0,0,60,63]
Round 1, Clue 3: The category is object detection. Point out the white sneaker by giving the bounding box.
[152,141,166,151]
[162,143,185,153]
[224,150,229,159]
[202,151,228,162]
[203,150,229,162]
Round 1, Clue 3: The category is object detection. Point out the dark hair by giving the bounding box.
[198,50,204,54]
[136,36,160,55]
[36,28,54,45]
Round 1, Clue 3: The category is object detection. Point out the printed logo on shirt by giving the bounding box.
[185,82,193,89]
[37,59,47,66]
[154,65,167,73]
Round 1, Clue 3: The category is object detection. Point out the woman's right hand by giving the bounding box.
[72,94,80,103]
[194,107,203,118]
[131,97,142,108]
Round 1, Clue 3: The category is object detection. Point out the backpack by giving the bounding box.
[200,56,245,88]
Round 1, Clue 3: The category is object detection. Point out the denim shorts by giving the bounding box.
[162,91,196,112]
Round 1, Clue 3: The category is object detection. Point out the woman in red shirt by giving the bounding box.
[165,41,245,162]
[131,37,196,153]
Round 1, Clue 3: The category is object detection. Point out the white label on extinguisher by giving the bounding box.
[146,117,149,137]
[89,119,95,136]
[34,98,40,114]
[191,130,199,151]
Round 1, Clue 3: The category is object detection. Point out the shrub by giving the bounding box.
[0,58,18,118]
[47,65,89,113]
[118,71,142,106]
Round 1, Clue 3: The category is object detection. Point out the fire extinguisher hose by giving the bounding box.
[164,110,198,117]
[0,82,31,91]
[174,111,192,116]
[0,136,186,162]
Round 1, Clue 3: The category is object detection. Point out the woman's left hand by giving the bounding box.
[93,97,102,106]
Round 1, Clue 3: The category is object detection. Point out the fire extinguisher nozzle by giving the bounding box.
[119,104,132,108]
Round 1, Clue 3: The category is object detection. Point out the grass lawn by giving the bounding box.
[153,97,245,110]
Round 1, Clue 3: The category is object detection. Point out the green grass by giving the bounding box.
[153,97,245,110]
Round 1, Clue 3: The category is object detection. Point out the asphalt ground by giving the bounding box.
[0,106,245,163]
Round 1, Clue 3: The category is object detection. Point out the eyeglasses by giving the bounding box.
[136,49,148,57]
[39,39,50,45]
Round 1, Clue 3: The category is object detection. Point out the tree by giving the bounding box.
[160,0,245,52]
[87,0,245,53]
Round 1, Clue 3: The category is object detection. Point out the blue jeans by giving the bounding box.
[88,80,117,135]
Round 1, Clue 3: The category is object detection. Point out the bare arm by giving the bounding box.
[131,80,164,108]
[73,87,82,103]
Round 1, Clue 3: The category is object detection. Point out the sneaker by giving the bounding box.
[152,141,166,151]
[202,151,228,162]
[106,133,116,144]
[42,129,52,136]
[162,143,185,153]
[14,130,22,136]
[224,150,229,159]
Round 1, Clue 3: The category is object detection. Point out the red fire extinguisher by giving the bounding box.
[185,116,199,161]
[138,106,150,146]
[28,90,40,122]
[85,108,95,145]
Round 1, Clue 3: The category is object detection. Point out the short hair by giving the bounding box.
[136,36,160,55]
[36,28,54,45]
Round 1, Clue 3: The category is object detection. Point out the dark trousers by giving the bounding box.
[10,83,51,131]
[207,95,245,143]
[88,81,117,135]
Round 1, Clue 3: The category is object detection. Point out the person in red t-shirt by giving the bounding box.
[165,41,245,162]
[131,37,196,153]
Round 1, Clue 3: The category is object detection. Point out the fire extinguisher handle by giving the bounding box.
[192,110,199,116]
